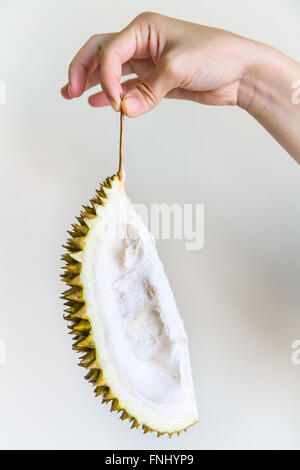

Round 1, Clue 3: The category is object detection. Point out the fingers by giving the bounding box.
[62,33,115,99]
[88,86,212,109]
[97,26,138,111]
[68,34,102,98]
[121,60,180,117]
[61,25,138,108]
[89,61,180,117]
[88,85,236,112]
[97,13,168,112]
[88,90,110,107]
[62,12,170,114]
[61,62,133,99]
[61,83,72,100]
[88,78,139,108]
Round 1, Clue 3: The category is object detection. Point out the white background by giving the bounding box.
[0,0,300,450]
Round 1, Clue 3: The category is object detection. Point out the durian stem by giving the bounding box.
[118,94,125,181]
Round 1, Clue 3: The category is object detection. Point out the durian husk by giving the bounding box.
[61,175,193,437]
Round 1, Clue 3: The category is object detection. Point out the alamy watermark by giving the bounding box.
[99,202,204,251]
[0,340,6,365]
[0,79,6,104]
[291,340,300,365]
[291,80,300,104]
[134,203,204,251]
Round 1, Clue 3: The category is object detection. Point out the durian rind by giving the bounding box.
[61,175,195,437]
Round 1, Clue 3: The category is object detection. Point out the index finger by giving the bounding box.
[97,12,165,111]
[67,33,115,98]
[97,26,137,110]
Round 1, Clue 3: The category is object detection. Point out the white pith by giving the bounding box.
[80,177,198,433]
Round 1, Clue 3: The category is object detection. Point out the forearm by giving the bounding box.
[238,43,300,163]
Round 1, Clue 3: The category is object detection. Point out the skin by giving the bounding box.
[61,12,300,163]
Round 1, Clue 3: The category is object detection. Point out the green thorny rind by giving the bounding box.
[61,175,190,438]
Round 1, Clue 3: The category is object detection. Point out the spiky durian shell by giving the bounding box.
[61,175,190,438]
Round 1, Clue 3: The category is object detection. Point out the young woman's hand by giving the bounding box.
[61,12,257,116]
[61,11,300,162]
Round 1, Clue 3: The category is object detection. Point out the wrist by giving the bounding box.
[238,42,300,116]
[237,42,300,161]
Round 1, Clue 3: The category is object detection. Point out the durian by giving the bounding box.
[61,101,198,436]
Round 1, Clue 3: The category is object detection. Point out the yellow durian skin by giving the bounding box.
[61,175,192,437]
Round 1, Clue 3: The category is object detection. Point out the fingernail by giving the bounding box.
[122,95,140,116]
[68,83,72,97]
[110,97,120,112]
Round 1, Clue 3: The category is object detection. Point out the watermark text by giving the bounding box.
[291,340,300,365]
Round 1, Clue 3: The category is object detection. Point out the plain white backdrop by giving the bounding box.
[0,0,300,450]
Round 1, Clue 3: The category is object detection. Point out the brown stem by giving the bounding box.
[118,94,125,181]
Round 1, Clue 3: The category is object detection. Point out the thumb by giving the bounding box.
[122,61,178,117]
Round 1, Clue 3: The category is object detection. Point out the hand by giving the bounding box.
[61,11,257,117]
[61,11,300,163]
